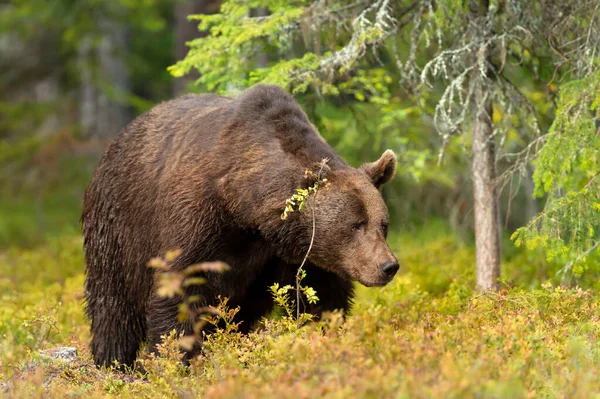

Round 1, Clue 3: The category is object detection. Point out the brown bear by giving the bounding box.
[82,84,399,368]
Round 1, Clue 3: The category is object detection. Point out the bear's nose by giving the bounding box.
[380,260,399,279]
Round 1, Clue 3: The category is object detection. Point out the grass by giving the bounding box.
[2,222,600,398]
[0,152,93,249]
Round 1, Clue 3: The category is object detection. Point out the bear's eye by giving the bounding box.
[351,221,367,233]
[382,222,389,238]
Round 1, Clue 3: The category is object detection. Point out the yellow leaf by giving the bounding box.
[147,257,167,270]
[179,336,197,351]
[165,249,183,262]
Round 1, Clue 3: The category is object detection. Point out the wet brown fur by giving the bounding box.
[82,85,397,368]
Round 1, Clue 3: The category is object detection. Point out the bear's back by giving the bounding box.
[110,86,339,167]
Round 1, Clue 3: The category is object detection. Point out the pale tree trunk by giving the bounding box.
[78,36,96,137]
[470,0,501,292]
[472,74,501,292]
[174,0,221,96]
[33,77,60,138]
[96,18,131,138]
[78,17,131,139]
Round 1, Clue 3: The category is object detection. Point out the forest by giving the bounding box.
[1,0,600,397]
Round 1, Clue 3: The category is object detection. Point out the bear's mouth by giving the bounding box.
[313,261,395,287]
[358,279,390,288]
[357,272,396,288]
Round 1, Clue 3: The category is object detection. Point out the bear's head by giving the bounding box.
[304,150,399,287]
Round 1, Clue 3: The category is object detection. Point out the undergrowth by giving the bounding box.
[2,224,600,398]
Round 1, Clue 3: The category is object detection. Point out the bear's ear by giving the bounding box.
[360,149,397,189]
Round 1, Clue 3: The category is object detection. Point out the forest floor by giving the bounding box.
[2,221,600,398]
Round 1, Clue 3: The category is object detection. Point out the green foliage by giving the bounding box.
[513,71,600,277]
[281,167,330,220]
[281,183,318,220]
[169,0,402,101]
[170,0,308,91]
[269,282,315,329]
[533,71,600,197]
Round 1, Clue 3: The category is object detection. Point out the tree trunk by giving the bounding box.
[96,17,131,138]
[78,16,131,139]
[33,76,60,138]
[78,36,96,138]
[174,0,221,96]
[472,76,501,292]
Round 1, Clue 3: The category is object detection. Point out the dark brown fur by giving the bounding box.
[82,85,398,368]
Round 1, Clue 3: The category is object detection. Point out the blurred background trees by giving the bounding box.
[0,0,176,244]
[1,0,598,290]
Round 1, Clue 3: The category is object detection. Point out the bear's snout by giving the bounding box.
[379,260,399,280]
